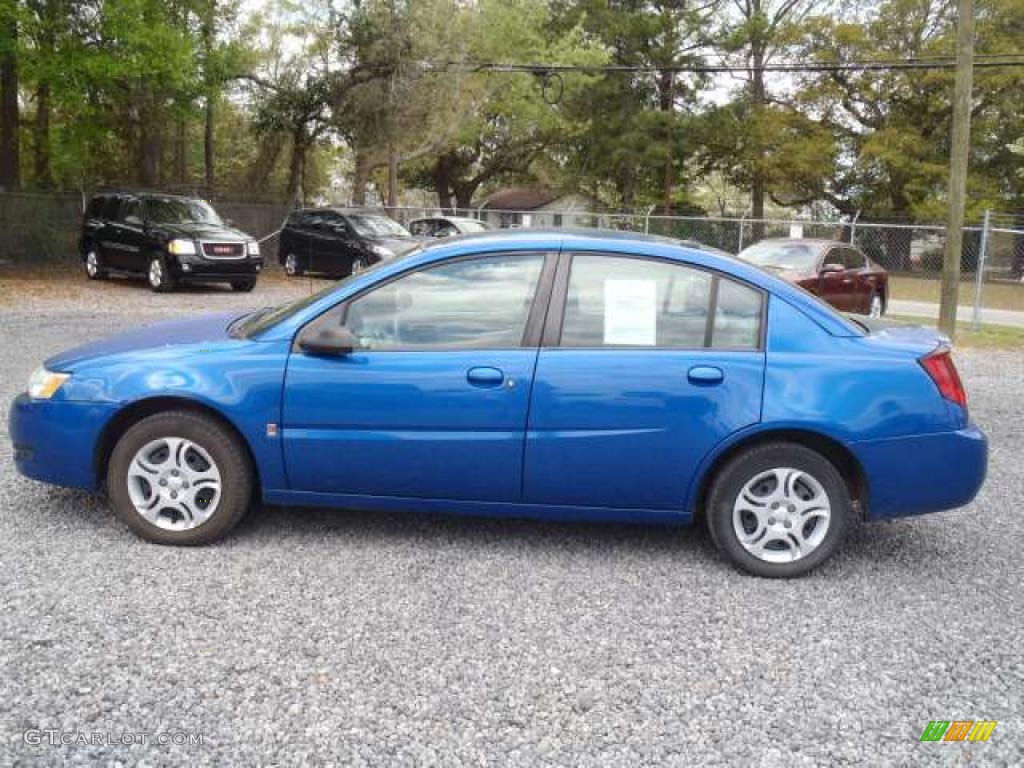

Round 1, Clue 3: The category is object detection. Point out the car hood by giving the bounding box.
[151,222,252,241]
[367,236,420,256]
[46,311,244,370]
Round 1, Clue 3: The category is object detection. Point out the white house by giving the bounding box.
[475,187,603,229]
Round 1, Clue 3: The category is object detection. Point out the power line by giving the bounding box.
[417,54,1024,76]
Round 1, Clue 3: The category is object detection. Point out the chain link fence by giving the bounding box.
[1,192,1021,324]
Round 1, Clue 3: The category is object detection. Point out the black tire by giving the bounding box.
[231,279,256,292]
[148,256,177,293]
[106,410,254,545]
[84,247,107,280]
[706,442,851,578]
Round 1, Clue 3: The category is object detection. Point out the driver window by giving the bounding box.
[343,254,545,350]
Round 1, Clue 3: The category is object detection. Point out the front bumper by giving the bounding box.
[8,394,118,491]
[851,424,988,519]
[171,257,263,282]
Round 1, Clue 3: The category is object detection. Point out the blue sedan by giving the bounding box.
[9,231,987,577]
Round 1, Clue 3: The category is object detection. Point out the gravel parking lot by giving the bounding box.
[1,273,1023,766]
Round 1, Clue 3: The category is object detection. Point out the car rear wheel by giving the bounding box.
[84,249,106,280]
[148,257,176,293]
[231,280,256,292]
[107,411,254,545]
[706,442,851,577]
[284,252,304,277]
[869,292,885,318]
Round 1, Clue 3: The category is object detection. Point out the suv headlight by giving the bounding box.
[27,366,70,399]
[247,241,260,257]
[167,239,196,256]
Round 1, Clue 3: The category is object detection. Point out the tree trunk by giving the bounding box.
[174,116,187,184]
[387,147,398,210]
[33,81,51,187]
[352,150,372,206]
[659,71,674,215]
[138,90,161,187]
[432,153,455,212]
[246,133,284,191]
[204,96,215,192]
[287,133,306,206]
[749,44,767,241]
[0,12,20,189]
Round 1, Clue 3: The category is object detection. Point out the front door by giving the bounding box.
[282,251,553,501]
[524,253,766,511]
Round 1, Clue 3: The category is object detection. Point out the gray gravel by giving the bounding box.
[1,281,1023,766]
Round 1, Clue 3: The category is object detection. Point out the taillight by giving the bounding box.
[919,348,967,410]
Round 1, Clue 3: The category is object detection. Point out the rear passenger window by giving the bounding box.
[712,279,763,349]
[559,254,762,350]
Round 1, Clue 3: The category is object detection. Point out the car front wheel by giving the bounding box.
[106,411,254,545]
[148,257,176,293]
[706,442,851,577]
[84,249,106,280]
[283,252,304,277]
[869,292,885,318]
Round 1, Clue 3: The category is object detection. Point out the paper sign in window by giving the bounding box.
[604,279,657,345]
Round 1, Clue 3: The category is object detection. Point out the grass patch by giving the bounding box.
[887,314,1024,348]
[890,274,1024,311]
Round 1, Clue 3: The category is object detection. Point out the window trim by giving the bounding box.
[294,250,558,354]
[543,251,767,352]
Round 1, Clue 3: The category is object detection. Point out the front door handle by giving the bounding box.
[467,366,505,388]
[688,365,724,385]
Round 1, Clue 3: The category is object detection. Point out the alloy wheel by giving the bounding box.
[85,251,100,278]
[732,467,831,564]
[869,293,883,318]
[285,253,298,276]
[148,258,163,289]
[126,437,222,531]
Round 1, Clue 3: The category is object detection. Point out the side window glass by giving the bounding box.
[843,247,865,270]
[102,196,122,220]
[409,221,428,236]
[560,255,712,348]
[344,254,545,350]
[118,198,140,223]
[712,279,763,349]
[87,197,105,219]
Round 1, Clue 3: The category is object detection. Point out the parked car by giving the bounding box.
[11,230,986,577]
[278,208,419,278]
[738,238,888,317]
[80,192,262,293]
[408,216,491,238]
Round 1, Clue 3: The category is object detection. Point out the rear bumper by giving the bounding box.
[8,394,117,491]
[850,424,988,519]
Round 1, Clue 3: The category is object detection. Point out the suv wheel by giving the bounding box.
[869,292,885,318]
[706,442,851,578]
[231,280,256,292]
[284,252,304,277]
[106,411,254,545]
[84,249,106,280]
[148,256,176,293]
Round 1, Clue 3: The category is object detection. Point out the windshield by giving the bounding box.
[456,220,488,232]
[347,214,411,239]
[146,197,224,226]
[230,251,418,338]
[740,241,821,271]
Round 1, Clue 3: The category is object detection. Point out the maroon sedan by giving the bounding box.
[738,238,888,317]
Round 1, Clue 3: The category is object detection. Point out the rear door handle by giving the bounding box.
[467,366,505,388]
[688,365,724,385]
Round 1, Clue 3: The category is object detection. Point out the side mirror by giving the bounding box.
[298,326,362,356]
[821,262,844,275]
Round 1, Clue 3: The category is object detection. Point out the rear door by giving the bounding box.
[524,252,766,511]
[282,251,555,500]
[841,246,872,313]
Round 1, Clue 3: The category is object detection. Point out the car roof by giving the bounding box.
[256,228,861,342]
[746,238,841,250]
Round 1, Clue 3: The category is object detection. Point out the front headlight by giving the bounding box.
[247,241,260,257]
[167,238,196,256]
[27,367,70,399]
[369,244,394,259]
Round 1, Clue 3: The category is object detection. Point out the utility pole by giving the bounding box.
[939,0,975,337]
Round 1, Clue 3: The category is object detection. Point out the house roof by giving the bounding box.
[480,187,559,211]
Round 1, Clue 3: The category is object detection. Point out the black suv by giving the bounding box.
[278,208,420,278]
[80,192,263,292]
